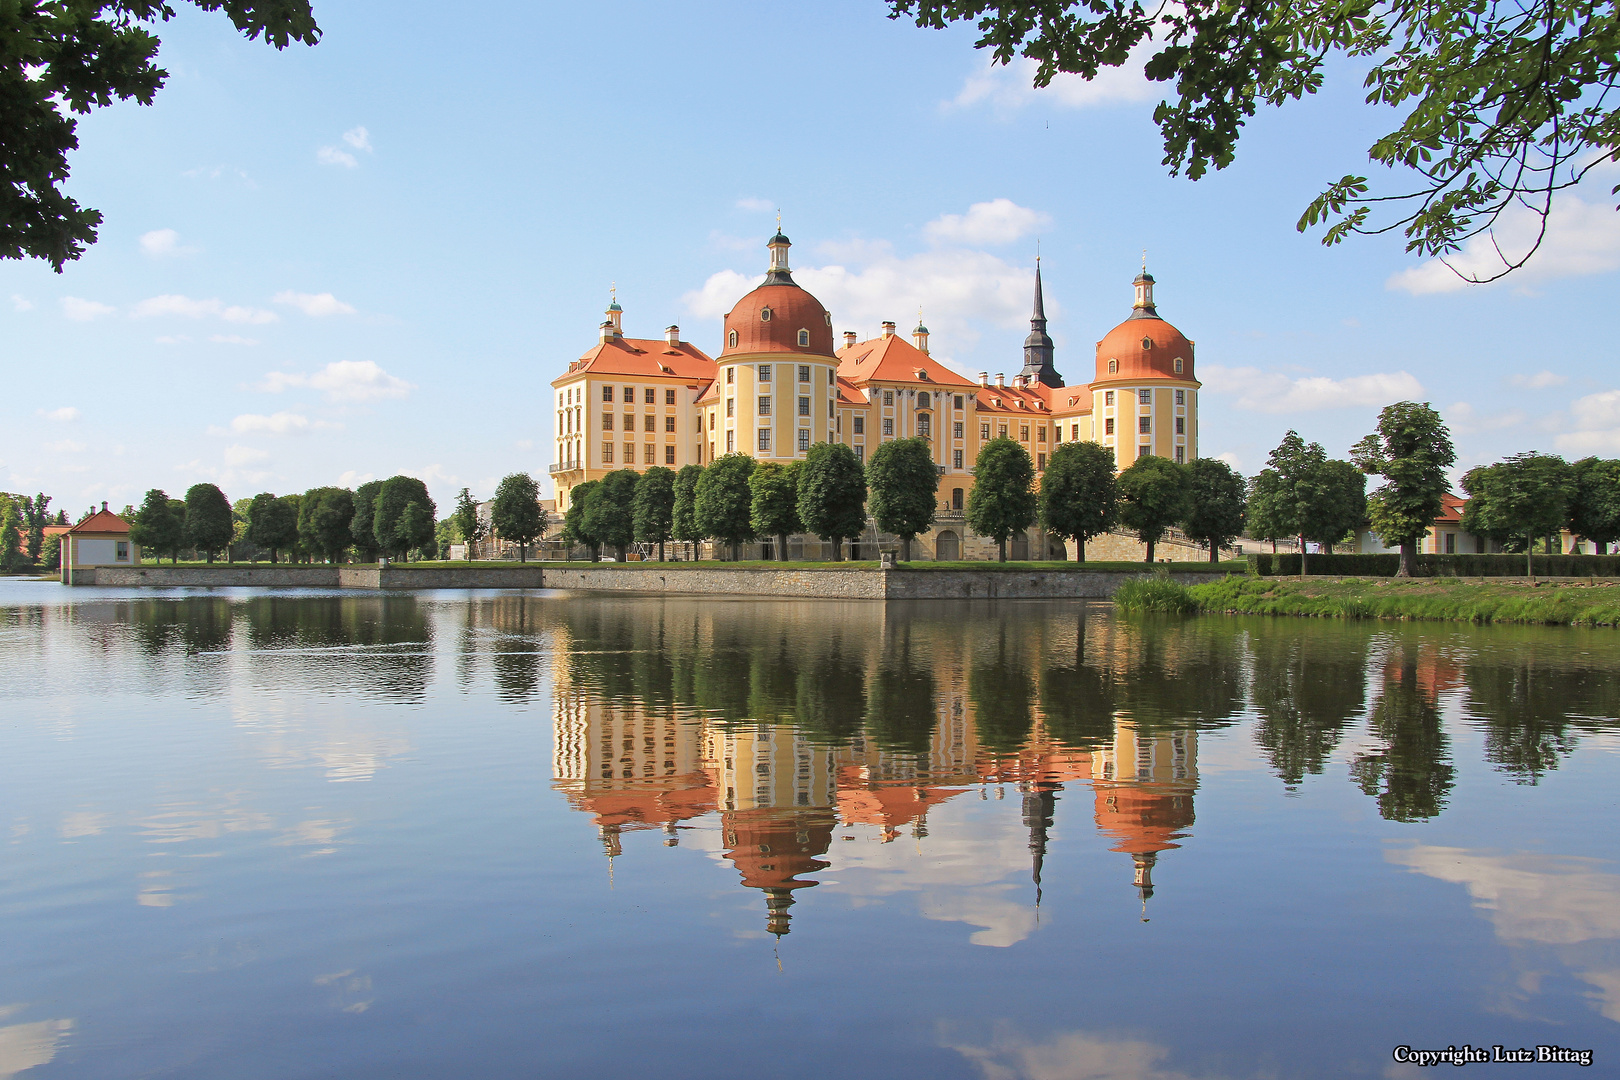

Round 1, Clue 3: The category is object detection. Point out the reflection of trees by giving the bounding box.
[1110,618,1245,735]
[129,597,234,654]
[1350,647,1455,821]
[794,639,866,745]
[1463,650,1620,784]
[971,622,1035,752]
[490,595,543,704]
[1040,615,1117,750]
[1248,628,1367,790]
[239,595,433,702]
[866,629,937,754]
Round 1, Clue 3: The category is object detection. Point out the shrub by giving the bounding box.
[1113,574,1197,613]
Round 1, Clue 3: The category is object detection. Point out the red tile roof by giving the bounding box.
[67,509,130,535]
[836,334,977,389]
[556,337,715,382]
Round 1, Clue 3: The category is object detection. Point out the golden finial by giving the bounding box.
[1142,249,1148,272]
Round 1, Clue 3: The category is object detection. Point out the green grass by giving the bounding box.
[106,558,1245,574]
[1114,574,1202,612]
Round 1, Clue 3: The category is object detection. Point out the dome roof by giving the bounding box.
[723,281,836,357]
[1095,316,1195,384]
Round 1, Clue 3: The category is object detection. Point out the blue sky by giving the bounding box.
[4,0,1618,514]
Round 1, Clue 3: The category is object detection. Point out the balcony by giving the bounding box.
[549,461,583,475]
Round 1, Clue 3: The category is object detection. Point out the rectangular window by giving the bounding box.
[625,414,635,431]
[798,396,810,416]
[918,416,931,437]
[1175,417,1184,435]
[882,417,893,436]
[603,444,614,463]
[1104,391,1114,406]
[1037,453,1046,471]
[665,445,676,464]
[645,387,657,404]
[1175,446,1185,464]
[953,449,963,470]
[604,414,614,431]
[1038,426,1047,443]
[952,487,964,510]
[726,368,735,384]
[116,541,129,561]
[797,429,810,452]
[758,365,771,382]
[1446,532,1456,554]
[726,398,735,418]
[955,395,964,411]
[603,385,613,402]
[623,443,633,463]
[1053,426,1061,443]
[855,444,865,462]
[645,414,657,431]
[1139,389,1152,405]
[665,415,676,432]
[1105,418,1115,435]
[980,423,990,440]
[998,425,1008,438]
[953,421,964,439]
[645,444,657,464]
[854,416,865,435]
[1139,416,1152,434]
[883,390,894,406]
[828,400,835,418]
[758,396,771,416]
[798,365,810,383]
[1019,425,1030,441]
[726,430,735,453]
[709,412,715,430]
[829,369,836,384]
[666,388,677,405]
[1138,444,1151,458]
[758,428,771,451]
[624,386,634,402]
[1175,389,1185,406]
[1072,423,1080,441]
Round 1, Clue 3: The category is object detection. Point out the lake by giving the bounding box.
[2,580,1618,1078]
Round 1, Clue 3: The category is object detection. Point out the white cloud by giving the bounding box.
[209,334,260,346]
[139,228,197,257]
[1387,193,1620,294]
[946,1025,1200,1080]
[949,50,1158,112]
[1215,451,1243,471]
[45,439,86,453]
[0,1017,75,1080]
[1446,401,1526,435]
[1508,370,1566,390]
[924,199,1051,247]
[38,406,79,423]
[337,470,374,488]
[273,290,357,317]
[1555,389,1620,455]
[1200,365,1425,413]
[132,294,278,324]
[318,126,372,168]
[259,360,414,403]
[735,197,773,213]
[11,294,32,312]
[411,464,457,487]
[224,445,269,467]
[224,412,339,436]
[342,126,371,152]
[59,296,115,321]
[155,335,192,345]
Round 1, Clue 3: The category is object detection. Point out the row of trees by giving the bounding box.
[0,493,66,573]
[1461,455,1620,570]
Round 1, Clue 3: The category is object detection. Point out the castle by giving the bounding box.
[550,230,1202,559]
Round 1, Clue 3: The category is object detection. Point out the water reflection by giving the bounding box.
[1349,643,1458,822]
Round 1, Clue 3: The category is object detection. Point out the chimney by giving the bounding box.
[843,331,858,348]
[995,373,1005,388]
[101,501,108,512]
[881,321,896,338]
[979,372,990,387]
[665,325,680,345]
[599,320,616,343]
[1015,374,1028,389]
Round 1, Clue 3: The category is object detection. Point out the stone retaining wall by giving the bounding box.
[541,566,888,599]
[75,566,341,587]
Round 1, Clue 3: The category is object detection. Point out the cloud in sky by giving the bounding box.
[949,50,1159,112]
[133,294,278,324]
[318,126,373,168]
[259,360,414,403]
[38,406,79,422]
[924,199,1050,247]
[1508,370,1567,389]
[273,290,357,316]
[1555,389,1620,455]
[223,445,269,467]
[1447,401,1527,435]
[224,412,339,435]
[1200,365,1425,413]
[45,439,87,454]
[140,228,197,257]
[11,294,32,312]
[1387,193,1620,295]
[60,296,116,321]
[735,197,773,213]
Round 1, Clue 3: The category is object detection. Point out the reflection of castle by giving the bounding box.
[1091,724,1197,918]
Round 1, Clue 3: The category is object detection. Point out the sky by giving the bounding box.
[4,0,1619,516]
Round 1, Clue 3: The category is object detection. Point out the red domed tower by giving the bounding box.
[1090,267,1200,471]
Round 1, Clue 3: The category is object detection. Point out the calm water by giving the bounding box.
[3,580,1619,1079]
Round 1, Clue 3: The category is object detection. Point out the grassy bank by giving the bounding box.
[1116,574,1620,627]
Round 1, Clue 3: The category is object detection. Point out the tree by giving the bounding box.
[399,501,432,561]
[890,0,1620,285]
[866,437,938,561]
[452,488,487,561]
[350,481,384,563]
[21,493,49,564]
[1180,457,1245,562]
[1264,431,1328,575]
[491,473,546,562]
[182,483,233,563]
[966,437,1037,562]
[695,454,757,560]
[634,466,677,561]
[587,469,638,561]
[245,493,291,562]
[672,465,704,557]
[41,533,62,572]
[1569,458,1620,554]
[373,476,436,561]
[0,502,20,573]
[1305,459,1368,554]
[1461,453,1575,577]
[747,462,801,562]
[796,443,867,562]
[275,494,302,561]
[130,488,184,564]
[563,480,601,560]
[1039,441,1117,562]
[1352,402,1456,578]
[298,487,356,563]
[5,2,321,272]
[1244,471,1291,553]
[1117,455,1188,562]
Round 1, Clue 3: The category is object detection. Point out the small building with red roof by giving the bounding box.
[60,502,140,583]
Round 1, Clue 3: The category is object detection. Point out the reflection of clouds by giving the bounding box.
[58,810,106,838]
[313,970,374,1014]
[229,696,411,782]
[947,1024,1202,1080]
[0,1014,74,1080]
[917,888,1035,948]
[275,818,348,856]
[1388,844,1620,1021]
[312,738,411,782]
[137,799,273,844]
[137,869,176,907]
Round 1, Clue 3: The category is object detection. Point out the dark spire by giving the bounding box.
[1019,258,1064,387]
[1023,785,1057,912]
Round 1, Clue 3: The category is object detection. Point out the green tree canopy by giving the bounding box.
[1305,459,1368,553]
[491,473,546,562]
[1461,453,1576,575]
[373,476,436,561]
[1569,458,1620,553]
[1117,455,1188,562]
[696,454,757,560]
[1352,402,1456,577]
[245,492,296,563]
[966,437,1036,562]
[1039,440,1117,562]
[672,465,704,548]
[1245,469,1290,549]
[350,480,384,562]
[0,502,20,573]
[796,442,867,561]
[4,1,321,271]
[297,487,355,563]
[182,483,234,563]
[1180,457,1245,562]
[748,461,801,561]
[20,493,50,563]
[588,469,639,561]
[633,466,677,560]
[452,487,487,561]
[866,437,938,561]
[563,480,601,559]
[891,0,1620,284]
[130,488,185,564]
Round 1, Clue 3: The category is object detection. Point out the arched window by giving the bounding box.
[760,307,772,322]
[728,329,738,349]
[1142,337,1154,350]
[797,329,809,346]
[1108,359,1118,374]
[1174,357,1184,373]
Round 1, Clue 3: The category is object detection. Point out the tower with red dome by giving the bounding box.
[1090,268,1200,471]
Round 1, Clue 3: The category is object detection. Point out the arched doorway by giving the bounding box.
[1010,531,1030,561]
[936,530,960,561]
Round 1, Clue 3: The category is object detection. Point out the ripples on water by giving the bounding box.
[2,581,1618,1078]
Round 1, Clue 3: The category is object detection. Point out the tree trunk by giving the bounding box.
[619,543,629,562]
[659,540,666,562]
[1145,540,1155,563]
[519,544,527,563]
[1396,541,1416,578]
[902,535,912,562]
[1209,541,1220,564]
[1527,536,1535,581]
[1077,537,1085,563]
[729,540,740,562]
[998,539,1006,562]
[1271,538,1278,554]
[777,532,788,561]
[1299,535,1308,580]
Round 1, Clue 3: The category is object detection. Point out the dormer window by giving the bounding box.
[1108,359,1118,374]
[1174,357,1184,373]
[728,329,738,349]
[1142,337,1154,350]
[760,307,772,322]
[797,329,809,346]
